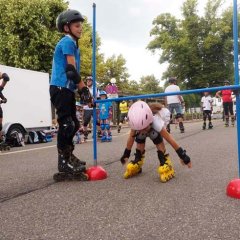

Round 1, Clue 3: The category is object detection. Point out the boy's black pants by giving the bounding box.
[50,86,79,150]
[203,110,211,122]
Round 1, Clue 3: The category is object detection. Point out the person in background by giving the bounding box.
[0,72,10,143]
[164,77,185,133]
[118,100,128,133]
[98,91,112,142]
[201,92,213,130]
[216,80,235,127]
[82,76,100,141]
[74,102,84,144]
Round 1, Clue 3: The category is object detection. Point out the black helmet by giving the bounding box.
[56,9,85,32]
[168,77,177,84]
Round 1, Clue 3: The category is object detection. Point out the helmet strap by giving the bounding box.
[67,23,79,48]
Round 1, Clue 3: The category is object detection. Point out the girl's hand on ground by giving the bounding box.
[180,159,192,168]
[120,157,128,165]
[176,147,191,168]
[120,148,131,165]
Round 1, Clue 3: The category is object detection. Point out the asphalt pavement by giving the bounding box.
[0,120,240,240]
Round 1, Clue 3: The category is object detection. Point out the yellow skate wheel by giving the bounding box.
[138,159,144,168]
[158,164,174,183]
[170,169,175,178]
[124,172,130,179]
[158,165,168,174]
[160,175,168,183]
[165,155,175,178]
[124,162,142,179]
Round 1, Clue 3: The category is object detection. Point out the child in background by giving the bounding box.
[74,102,84,144]
[120,101,191,182]
[118,100,129,133]
[201,92,213,130]
[98,91,112,142]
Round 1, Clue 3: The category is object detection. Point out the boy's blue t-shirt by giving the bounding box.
[99,102,112,120]
[50,35,80,92]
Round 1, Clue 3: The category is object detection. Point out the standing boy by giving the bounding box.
[201,92,213,130]
[50,9,91,180]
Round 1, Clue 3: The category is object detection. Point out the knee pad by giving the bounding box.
[100,124,105,131]
[149,128,163,145]
[0,123,2,131]
[135,131,147,144]
[59,116,75,138]
[105,124,110,130]
[176,113,183,119]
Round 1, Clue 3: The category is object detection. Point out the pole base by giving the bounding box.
[86,166,108,181]
[226,179,240,199]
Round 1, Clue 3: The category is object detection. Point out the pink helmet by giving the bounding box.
[128,101,153,130]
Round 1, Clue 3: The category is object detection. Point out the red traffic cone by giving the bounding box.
[226,179,240,199]
[86,166,108,181]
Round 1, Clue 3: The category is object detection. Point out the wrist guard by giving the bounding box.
[120,148,131,164]
[176,147,190,165]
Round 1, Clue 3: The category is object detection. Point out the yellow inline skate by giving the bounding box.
[124,149,145,179]
[157,151,175,183]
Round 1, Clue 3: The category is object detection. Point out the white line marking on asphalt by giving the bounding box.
[0,132,130,156]
[0,145,57,155]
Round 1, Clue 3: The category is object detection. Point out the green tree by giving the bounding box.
[123,80,141,95]
[102,54,130,91]
[79,21,105,80]
[0,0,67,72]
[0,0,105,77]
[148,0,233,89]
[139,75,163,94]
[184,93,201,109]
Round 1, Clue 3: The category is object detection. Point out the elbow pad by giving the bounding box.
[66,64,81,84]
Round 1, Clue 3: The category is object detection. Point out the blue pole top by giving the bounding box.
[95,85,240,103]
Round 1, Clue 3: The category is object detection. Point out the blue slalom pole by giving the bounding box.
[95,85,240,104]
[92,3,97,166]
[233,0,240,177]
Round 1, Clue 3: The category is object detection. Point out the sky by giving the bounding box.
[69,0,231,84]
